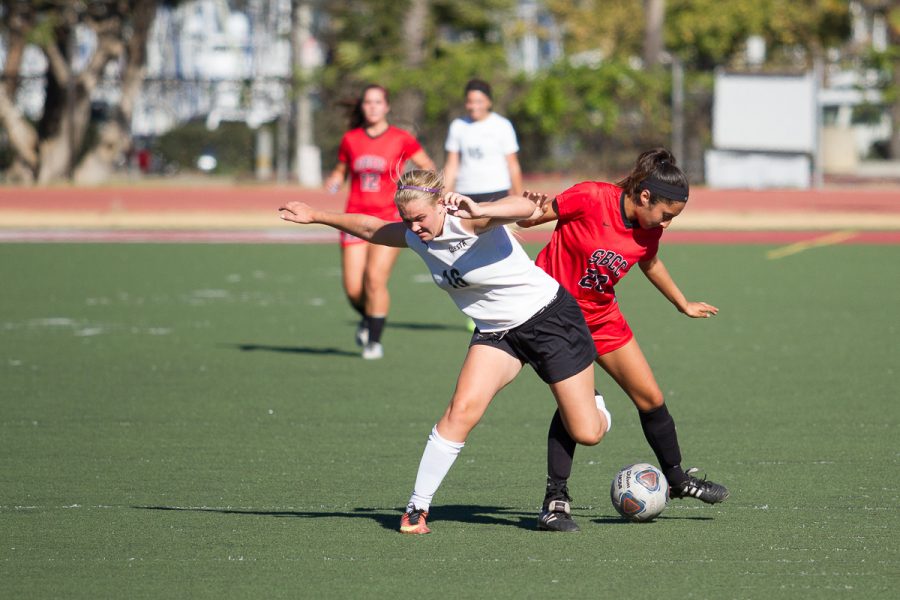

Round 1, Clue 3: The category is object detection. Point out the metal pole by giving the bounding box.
[293,0,321,187]
[812,55,824,188]
[671,55,684,162]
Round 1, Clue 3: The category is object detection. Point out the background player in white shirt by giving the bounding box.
[279,170,611,535]
[443,79,523,203]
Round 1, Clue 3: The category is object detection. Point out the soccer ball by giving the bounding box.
[610,463,669,522]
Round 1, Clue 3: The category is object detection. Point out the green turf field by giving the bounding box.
[1,242,898,598]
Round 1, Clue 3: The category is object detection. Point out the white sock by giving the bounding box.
[407,425,465,512]
[596,393,612,433]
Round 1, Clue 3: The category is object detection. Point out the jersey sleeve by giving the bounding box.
[499,117,520,155]
[554,182,595,224]
[402,130,423,160]
[643,230,663,262]
[444,120,462,153]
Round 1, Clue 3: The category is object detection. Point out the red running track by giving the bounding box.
[0,185,898,214]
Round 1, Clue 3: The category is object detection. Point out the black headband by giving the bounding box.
[639,177,689,202]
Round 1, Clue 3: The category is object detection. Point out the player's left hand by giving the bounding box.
[440,192,482,219]
[683,301,719,318]
[522,189,550,221]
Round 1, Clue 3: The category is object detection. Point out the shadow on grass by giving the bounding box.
[222,318,469,357]
[225,343,359,357]
[134,504,538,531]
[591,514,714,524]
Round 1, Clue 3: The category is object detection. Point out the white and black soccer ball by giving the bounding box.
[610,463,669,522]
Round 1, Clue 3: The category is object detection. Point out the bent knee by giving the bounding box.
[571,427,605,446]
[445,395,486,427]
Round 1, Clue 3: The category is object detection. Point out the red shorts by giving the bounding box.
[581,301,634,356]
[340,205,401,248]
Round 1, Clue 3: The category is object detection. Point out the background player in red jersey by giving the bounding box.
[324,84,435,359]
[519,147,729,532]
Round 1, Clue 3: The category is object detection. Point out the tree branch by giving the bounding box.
[42,38,72,87]
[0,86,39,169]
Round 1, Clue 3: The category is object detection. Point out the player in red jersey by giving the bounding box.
[518,148,729,532]
[324,84,435,359]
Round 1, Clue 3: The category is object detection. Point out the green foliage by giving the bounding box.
[863,45,900,104]
[508,60,672,172]
[155,120,254,175]
[544,0,642,60]
[317,0,517,165]
[666,0,851,69]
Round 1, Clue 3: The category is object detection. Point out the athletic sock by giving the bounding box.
[638,403,686,485]
[408,426,465,512]
[366,315,386,344]
[546,409,576,484]
[595,391,612,433]
[350,299,366,318]
[546,388,608,485]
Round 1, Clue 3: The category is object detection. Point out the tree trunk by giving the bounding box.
[0,1,38,182]
[643,0,665,69]
[75,0,158,184]
[392,0,428,134]
[34,26,95,184]
[3,31,25,98]
[0,86,38,177]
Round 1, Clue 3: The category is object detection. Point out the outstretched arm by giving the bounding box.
[440,192,543,233]
[279,201,408,248]
[639,255,718,318]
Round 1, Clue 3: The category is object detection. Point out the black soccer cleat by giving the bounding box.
[669,467,730,504]
[538,482,580,532]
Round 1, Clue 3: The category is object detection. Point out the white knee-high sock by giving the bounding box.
[408,425,465,512]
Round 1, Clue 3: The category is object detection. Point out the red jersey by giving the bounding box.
[535,182,662,324]
[337,126,423,220]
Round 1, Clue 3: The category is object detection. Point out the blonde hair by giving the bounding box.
[394,170,444,209]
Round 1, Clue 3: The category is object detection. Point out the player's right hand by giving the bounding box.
[279,201,316,224]
[441,192,482,219]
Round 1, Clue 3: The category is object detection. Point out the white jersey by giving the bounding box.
[444,113,519,195]
[405,214,559,332]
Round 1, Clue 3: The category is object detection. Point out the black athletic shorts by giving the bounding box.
[469,286,597,384]
[467,190,508,203]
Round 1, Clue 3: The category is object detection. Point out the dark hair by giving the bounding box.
[345,84,390,130]
[464,78,492,100]
[616,147,689,204]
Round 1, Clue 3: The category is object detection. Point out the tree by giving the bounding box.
[543,0,642,61]
[0,0,160,184]
[885,3,900,159]
[317,0,514,161]
[665,0,850,69]
[643,0,665,68]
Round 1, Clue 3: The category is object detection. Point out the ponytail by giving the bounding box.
[616,147,689,204]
